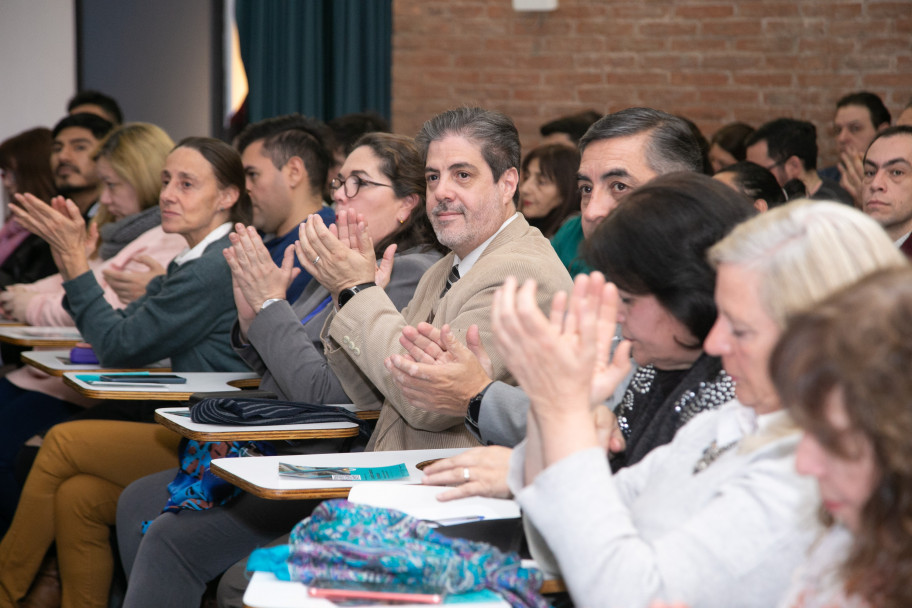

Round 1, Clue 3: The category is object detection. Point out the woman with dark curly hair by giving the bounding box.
[772,265,912,608]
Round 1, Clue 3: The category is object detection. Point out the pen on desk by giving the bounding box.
[429,515,485,526]
[307,587,444,604]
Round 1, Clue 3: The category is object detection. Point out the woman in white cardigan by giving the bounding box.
[496,196,906,608]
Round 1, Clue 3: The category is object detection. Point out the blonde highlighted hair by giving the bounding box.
[708,199,907,327]
[93,123,174,212]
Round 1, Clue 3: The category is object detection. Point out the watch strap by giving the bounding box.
[338,282,377,308]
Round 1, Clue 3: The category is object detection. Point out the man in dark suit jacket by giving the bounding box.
[861,126,912,259]
[296,107,572,451]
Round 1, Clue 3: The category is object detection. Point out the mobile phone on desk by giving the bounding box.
[98,374,187,384]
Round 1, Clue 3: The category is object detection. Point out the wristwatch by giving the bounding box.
[465,382,493,435]
[338,282,376,308]
[259,298,284,311]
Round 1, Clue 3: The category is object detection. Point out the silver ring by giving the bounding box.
[313,255,321,264]
[462,467,470,482]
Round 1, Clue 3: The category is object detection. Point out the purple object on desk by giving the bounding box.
[69,346,99,364]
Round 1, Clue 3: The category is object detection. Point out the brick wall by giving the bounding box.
[391,0,912,167]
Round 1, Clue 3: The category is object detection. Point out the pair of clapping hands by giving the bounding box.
[387,272,632,501]
[222,209,392,339]
[0,193,164,321]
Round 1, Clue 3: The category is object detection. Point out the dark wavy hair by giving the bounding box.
[520,144,581,237]
[585,172,756,347]
[235,114,333,197]
[350,132,445,256]
[837,91,891,129]
[746,118,818,170]
[771,266,912,608]
[715,161,787,209]
[710,122,755,164]
[173,137,252,226]
[0,127,55,202]
[415,107,521,204]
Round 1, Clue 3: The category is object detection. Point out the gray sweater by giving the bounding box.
[231,247,441,404]
[63,234,248,372]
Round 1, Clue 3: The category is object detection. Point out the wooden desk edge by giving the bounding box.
[539,579,566,594]
[0,336,80,347]
[228,378,261,389]
[154,411,360,442]
[355,410,380,421]
[22,354,172,377]
[62,374,196,401]
[210,462,352,500]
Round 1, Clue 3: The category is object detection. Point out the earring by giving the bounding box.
[398,217,405,224]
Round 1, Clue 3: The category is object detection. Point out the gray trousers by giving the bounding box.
[216,532,291,608]
[116,468,316,608]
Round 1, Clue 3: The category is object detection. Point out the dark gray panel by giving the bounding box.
[78,0,222,140]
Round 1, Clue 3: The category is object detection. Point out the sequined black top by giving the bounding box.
[611,353,734,471]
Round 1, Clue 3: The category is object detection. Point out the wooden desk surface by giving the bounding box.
[22,349,171,377]
[155,407,360,442]
[211,448,466,500]
[0,326,82,347]
[63,371,262,401]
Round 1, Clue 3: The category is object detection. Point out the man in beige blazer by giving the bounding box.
[298,107,572,451]
[386,107,707,454]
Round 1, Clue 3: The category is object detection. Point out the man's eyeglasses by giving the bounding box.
[330,175,393,198]
[764,159,786,172]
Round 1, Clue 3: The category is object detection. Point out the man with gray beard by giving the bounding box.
[302,106,573,451]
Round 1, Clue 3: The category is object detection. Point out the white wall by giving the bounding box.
[0,1,75,216]
[0,1,76,142]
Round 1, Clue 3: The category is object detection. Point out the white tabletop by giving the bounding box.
[212,448,466,500]
[22,349,170,376]
[63,371,261,400]
[155,407,360,442]
[243,572,510,608]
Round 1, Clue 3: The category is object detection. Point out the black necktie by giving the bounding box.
[440,265,460,298]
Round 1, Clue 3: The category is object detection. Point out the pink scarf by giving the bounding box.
[0,219,31,266]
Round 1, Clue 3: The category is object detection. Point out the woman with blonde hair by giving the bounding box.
[0,122,185,325]
[495,199,906,607]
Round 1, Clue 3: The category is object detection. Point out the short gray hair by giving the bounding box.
[708,199,907,327]
[579,107,703,175]
[415,107,520,203]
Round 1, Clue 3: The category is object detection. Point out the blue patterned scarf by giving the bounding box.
[141,438,274,533]
[247,499,548,608]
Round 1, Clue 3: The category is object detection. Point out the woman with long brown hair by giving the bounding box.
[772,266,912,608]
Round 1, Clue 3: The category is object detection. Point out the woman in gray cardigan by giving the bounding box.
[115,133,444,608]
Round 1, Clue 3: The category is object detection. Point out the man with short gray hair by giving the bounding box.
[311,106,572,451]
[388,107,704,452]
[552,107,703,275]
